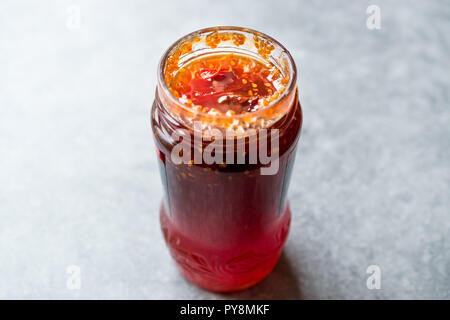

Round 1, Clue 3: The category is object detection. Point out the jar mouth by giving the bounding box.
[157,26,298,124]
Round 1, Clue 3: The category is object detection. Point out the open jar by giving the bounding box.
[151,26,302,292]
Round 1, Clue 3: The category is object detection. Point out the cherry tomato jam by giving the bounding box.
[170,53,281,114]
[151,27,302,292]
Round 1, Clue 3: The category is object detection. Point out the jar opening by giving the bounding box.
[157,26,297,130]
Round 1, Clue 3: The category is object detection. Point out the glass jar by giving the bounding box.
[151,26,302,292]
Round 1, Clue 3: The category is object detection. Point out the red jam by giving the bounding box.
[152,28,302,292]
[170,53,281,114]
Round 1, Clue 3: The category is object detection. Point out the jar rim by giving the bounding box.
[157,26,298,121]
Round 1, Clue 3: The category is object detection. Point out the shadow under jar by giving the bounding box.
[151,26,302,292]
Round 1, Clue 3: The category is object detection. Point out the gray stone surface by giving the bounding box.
[0,0,449,299]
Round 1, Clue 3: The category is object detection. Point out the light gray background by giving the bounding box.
[0,0,449,299]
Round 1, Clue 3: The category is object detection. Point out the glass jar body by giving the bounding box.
[151,90,302,292]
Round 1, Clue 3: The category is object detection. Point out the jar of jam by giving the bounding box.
[151,26,302,292]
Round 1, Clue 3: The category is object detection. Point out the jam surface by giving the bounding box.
[169,53,286,115]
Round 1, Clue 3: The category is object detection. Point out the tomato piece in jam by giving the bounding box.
[170,53,280,114]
